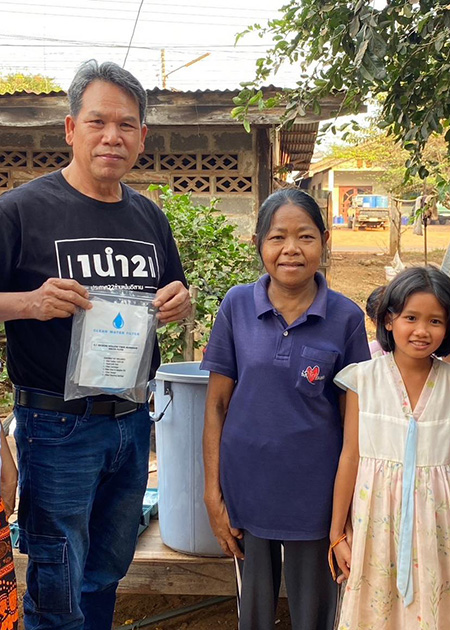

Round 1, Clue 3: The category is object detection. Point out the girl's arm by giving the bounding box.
[330,389,360,580]
[338,392,354,549]
[203,372,244,559]
[0,423,17,520]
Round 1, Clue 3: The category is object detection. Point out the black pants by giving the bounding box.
[235,531,338,630]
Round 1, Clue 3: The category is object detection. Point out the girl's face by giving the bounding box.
[260,203,328,293]
[386,291,447,360]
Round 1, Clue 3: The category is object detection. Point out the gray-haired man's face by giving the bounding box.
[65,80,147,186]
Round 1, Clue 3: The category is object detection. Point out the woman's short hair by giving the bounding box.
[254,188,326,256]
[376,266,450,356]
[366,286,386,322]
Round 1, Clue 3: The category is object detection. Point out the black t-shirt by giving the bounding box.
[0,170,187,393]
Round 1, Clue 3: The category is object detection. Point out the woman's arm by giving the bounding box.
[330,389,360,580]
[203,372,244,559]
[0,424,17,520]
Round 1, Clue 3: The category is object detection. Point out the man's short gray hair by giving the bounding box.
[68,60,147,124]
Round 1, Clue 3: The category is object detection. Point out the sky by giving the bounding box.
[0,0,299,91]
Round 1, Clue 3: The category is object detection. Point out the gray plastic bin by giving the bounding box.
[154,362,223,556]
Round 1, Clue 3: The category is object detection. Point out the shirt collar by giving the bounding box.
[254,272,328,320]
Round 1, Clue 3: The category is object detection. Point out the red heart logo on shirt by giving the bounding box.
[306,365,320,383]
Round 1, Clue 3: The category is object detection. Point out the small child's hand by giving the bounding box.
[1,477,17,520]
[0,434,18,521]
[334,538,352,582]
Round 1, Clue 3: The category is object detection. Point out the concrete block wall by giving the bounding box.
[0,126,259,239]
[141,128,258,239]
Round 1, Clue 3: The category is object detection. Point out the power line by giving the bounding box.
[2,1,275,19]
[1,60,262,69]
[0,32,270,48]
[0,8,257,24]
[4,0,276,13]
[123,0,145,68]
[85,0,275,8]
[0,42,271,50]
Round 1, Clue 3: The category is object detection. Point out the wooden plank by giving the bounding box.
[118,560,236,596]
[0,91,347,128]
[256,127,272,207]
[126,521,236,595]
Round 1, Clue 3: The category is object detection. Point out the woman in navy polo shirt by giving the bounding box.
[201,189,370,630]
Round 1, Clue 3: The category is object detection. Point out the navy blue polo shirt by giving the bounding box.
[201,273,370,541]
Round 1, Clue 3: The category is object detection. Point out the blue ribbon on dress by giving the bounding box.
[396,415,417,607]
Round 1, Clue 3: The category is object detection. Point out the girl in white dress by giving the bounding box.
[330,266,450,629]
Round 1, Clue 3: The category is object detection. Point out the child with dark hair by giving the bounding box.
[330,266,450,629]
[202,188,370,630]
[365,285,387,358]
[365,285,385,322]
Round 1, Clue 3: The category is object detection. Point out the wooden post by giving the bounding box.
[389,199,401,256]
[423,215,428,266]
[256,128,272,209]
[422,179,428,266]
[183,286,198,361]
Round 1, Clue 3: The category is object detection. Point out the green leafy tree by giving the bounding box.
[233,1,450,179]
[0,72,62,94]
[150,186,259,361]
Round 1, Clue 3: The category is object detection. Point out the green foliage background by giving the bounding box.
[233,1,450,180]
[151,186,260,362]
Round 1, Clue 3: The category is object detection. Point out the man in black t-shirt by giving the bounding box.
[0,61,190,630]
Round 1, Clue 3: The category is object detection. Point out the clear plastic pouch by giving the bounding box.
[65,288,158,403]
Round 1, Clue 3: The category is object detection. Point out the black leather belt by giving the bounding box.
[14,388,143,418]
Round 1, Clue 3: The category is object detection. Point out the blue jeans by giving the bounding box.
[14,393,152,630]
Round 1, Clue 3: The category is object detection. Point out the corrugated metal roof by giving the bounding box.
[146,84,285,95]
[0,90,66,99]
[0,85,287,99]
[279,122,319,175]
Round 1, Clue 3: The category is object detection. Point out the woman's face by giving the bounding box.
[260,203,328,293]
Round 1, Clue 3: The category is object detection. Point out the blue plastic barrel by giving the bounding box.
[154,362,224,556]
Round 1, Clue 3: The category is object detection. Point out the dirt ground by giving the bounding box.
[3,226,448,629]
[331,222,450,253]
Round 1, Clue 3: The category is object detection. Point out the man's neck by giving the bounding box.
[62,164,123,203]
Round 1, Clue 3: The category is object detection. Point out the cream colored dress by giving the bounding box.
[334,354,450,630]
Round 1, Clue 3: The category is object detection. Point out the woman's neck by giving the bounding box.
[267,278,318,326]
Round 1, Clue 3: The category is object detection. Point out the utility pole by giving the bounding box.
[161,49,167,89]
[160,51,210,89]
